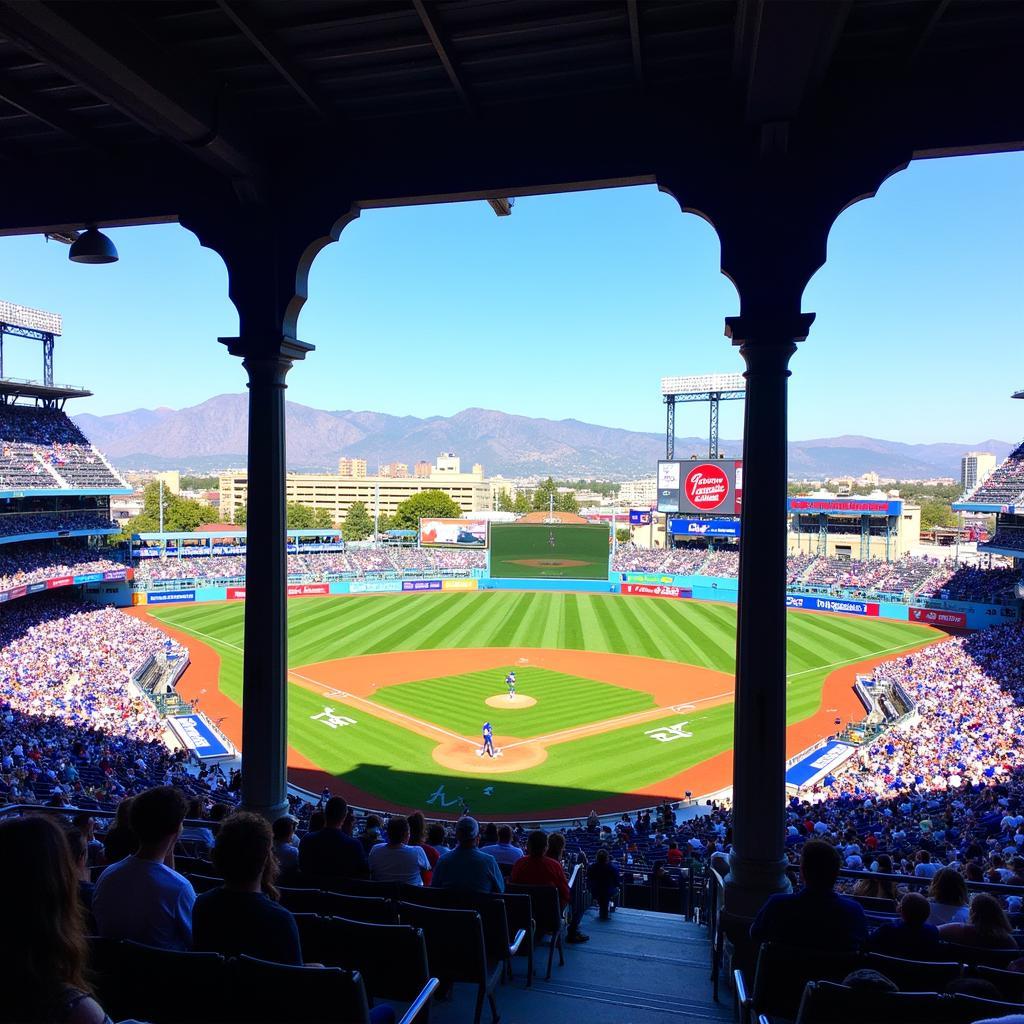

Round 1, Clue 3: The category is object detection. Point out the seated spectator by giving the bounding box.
[180,797,215,855]
[867,892,941,960]
[358,814,383,856]
[407,811,439,885]
[481,824,524,867]
[192,812,302,965]
[939,893,1016,949]
[93,786,196,951]
[750,840,868,952]
[298,796,368,881]
[99,796,138,865]
[73,813,104,867]
[853,854,899,901]
[431,816,504,893]
[587,849,620,921]
[666,841,683,866]
[65,826,95,922]
[272,815,300,876]
[0,815,110,1024]
[368,816,431,885]
[511,829,588,943]
[913,849,939,879]
[927,867,970,926]
[546,832,566,864]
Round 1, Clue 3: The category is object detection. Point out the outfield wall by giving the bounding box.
[122,571,1020,628]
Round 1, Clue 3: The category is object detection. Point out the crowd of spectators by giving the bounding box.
[133,546,488,583]
[0,405,126,491]
[0,510,116,538]
[988,529,1024,554]
[0,542,122,591]
[965,439,1024,504]
[920,563,1021,603]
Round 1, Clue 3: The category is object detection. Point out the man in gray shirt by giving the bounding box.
[431,817,504,893]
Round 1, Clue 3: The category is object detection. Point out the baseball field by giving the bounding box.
[141,591,940,817]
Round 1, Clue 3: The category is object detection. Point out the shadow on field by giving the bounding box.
[289,763,686,820]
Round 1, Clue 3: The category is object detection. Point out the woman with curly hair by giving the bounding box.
[0,815,110,1023]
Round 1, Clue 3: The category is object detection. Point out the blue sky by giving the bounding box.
[0,150,1020,445]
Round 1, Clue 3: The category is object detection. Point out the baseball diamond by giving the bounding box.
[139,590,941,817]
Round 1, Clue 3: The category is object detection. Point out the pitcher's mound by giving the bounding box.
[485,694,536,709]
[432,740,547,773]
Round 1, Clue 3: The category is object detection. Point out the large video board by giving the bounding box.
[657,459,742,516]
[419,517,488,548]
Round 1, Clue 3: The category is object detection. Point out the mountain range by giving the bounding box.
[72,395,1014,481]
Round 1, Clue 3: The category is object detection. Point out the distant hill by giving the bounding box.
[72,396,1015,480]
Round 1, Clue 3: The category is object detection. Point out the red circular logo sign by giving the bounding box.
[684,464,730,511]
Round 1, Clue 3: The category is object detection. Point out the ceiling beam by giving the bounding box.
[908,0,952,65]
[626,0,644,87]
[734,0,852,124]
[411,0,473,114]
[0,0,262,185]
[0,74,103,150]
[214,0,336,120]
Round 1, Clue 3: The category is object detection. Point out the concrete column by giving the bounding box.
[220,335,312,820]
[724,311,814,917]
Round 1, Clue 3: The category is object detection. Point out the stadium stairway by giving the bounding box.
[429,905,728,1024]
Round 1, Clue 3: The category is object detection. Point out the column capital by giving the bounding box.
[218,335,315,364]
[725,312,816,347]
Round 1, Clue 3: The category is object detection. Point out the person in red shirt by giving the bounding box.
[665,841,683,866]
[511,830,588,943]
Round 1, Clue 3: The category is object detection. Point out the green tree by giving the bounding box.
[229,501,332,529]
[389,490,462,531]
[919,498,957,531]
[615,528,631,543]
[233,504,247,525]
[179,475,218,491]
[342,500,374,541]
[531,477,580,514]
[496,489,514,512]
[121,481,220,538]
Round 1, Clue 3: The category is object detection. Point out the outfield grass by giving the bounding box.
[150,592,936,813]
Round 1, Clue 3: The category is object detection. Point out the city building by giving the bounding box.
[961,451,997,493]
[619,477,656,506]
[434,452,461,475]
[337,456,367,478]
[379,461,408,478]
[413,461,432,478]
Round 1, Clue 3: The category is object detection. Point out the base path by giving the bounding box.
[131,608,945,818]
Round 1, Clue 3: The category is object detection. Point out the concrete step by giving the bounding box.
[426,906,730,1024]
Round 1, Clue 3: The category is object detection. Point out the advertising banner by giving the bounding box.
[8,586,26,599]
[669,518,740,537]
[629,509,652,525]
[622,573,676,585]
[168,715,231,759]
[47,576,74,588]
[348,579,403,594]
[419,517,488,548]
[147,590,196,605]
[621,582,691,599]
[287,583,329,597]
[227,587,246,600]
[657,461,681,513]
[910,607,968,628]
[788,497,902,515]
[102,568,130,582]
[402,579,443,592]
[786,595,880,617]
[441,578,478,591]
[74,572,104,583]
[26,582,47,594]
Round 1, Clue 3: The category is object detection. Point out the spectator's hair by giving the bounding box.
[426,822,446,846]
[387,816,410,844]
[917,849,931,863]
[213,812,279,900]
[482,821,498,846]
[595,849,609,865]
[944,977,1001,999]
[968,893,1013,940]
[71,812,94,834]
[547,832,566,861]
[799,840,841,889]
[963,862,984,882]
[841,969,897,993]
[129,786,188,845]
[324,796,348,827]
[0,816,91,1014]
[272,816,295,842]
[929,867,968,907]
[497,825,513,844]
[875,854,894,873]
[308,811,325,832]
[113,795,135,828]
[527,830,548,856]
[363,814,381,832]
[668,841,678,850]
[899,892,930,927]
[209,803,232,822]
[65,827,87,866]
[186,797,204,819]
[407,811,426,845]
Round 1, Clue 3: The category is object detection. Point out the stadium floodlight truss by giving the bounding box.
[660,373,746,460]
[0,300,63,387]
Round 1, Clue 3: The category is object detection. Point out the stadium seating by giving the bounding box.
[964,439,1024,504]
[0,542,122,591]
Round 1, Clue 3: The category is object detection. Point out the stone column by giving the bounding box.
[724,311,814,916]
